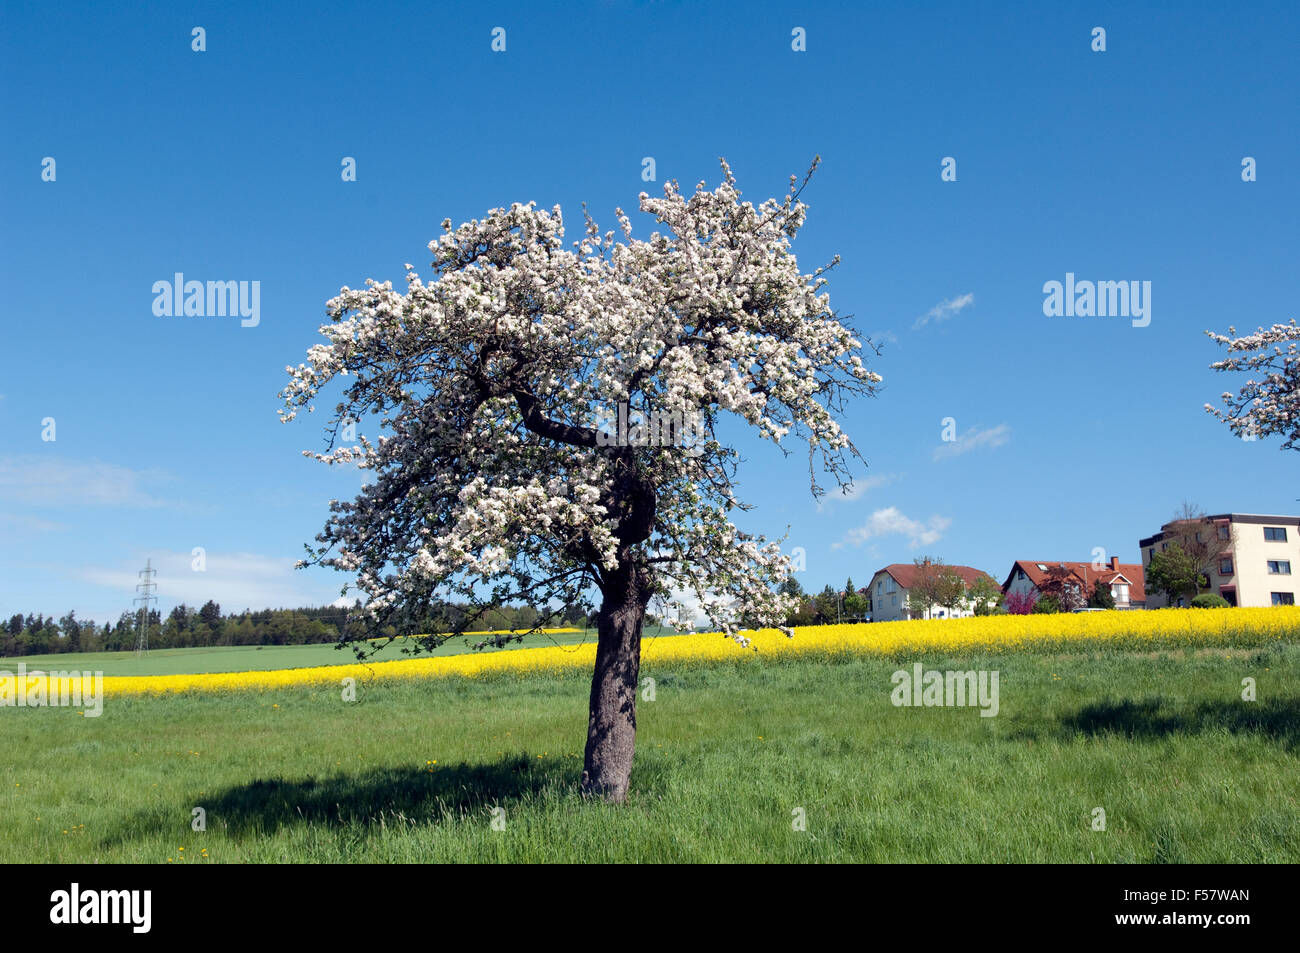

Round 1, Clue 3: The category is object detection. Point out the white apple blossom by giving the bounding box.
[1205,319,1300,450]
[280,158,880,801]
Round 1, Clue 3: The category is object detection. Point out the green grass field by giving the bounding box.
[5,627,676,677]
[3,641,1297,862]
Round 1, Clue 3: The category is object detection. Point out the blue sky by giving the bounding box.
[2,0,1297,622]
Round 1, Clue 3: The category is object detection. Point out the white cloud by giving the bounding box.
[932,423,1011,461]
[78,550,341,613]
[913,292,975,329]
[651,587,708,629]
[0,513,68,534]
[843,506,951,549]
[817,472,898,510]
[0,456,173,508]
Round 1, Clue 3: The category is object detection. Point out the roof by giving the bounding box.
[871,563,995,590]
[1139,513,1300,547]
[1196,513,1298,524]
[1002,560,1146,603]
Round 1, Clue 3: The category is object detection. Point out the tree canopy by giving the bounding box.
[280,159,881,800]
[1146,543,1205,606]
[1205,319,1299,450]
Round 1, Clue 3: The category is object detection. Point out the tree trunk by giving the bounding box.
[581,562,647,803]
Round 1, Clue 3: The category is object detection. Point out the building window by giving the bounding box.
[1271,592,1295,606]
[1264,527,1288,542]
[1268,560,1292,575]
[891,594,897,608]
[1219,558,1234,575]
[1147,547,1154,561]
[1217,525,1230,540]
[1161,542,1168,551]
[1113,584,1129,603]
[885,577,896,594]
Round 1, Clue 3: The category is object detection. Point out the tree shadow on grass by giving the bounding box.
[100,752,575,847]
[1019,696,1300,750]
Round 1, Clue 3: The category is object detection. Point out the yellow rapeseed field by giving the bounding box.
[6,608,1298,698]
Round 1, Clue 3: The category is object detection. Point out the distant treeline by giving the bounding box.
[0,600,591,657]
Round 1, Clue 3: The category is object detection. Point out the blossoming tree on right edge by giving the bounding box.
[1205,319,1300,450]
[280,158,882,803]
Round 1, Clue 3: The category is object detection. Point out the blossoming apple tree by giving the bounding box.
[1205,319,1300,450]
[279,159,881,801]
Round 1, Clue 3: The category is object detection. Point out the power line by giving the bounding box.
[133,559,157,656]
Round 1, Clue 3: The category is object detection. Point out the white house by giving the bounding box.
[867,562,996,622]
[1001,556,1146,610]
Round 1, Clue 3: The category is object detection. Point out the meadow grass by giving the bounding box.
[3,641,1297,862]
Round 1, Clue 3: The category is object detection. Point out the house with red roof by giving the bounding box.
[1001,556,1146,610]
[867,562,998,622]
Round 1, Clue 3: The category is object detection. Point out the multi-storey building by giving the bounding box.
[1139,513,1300,608]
